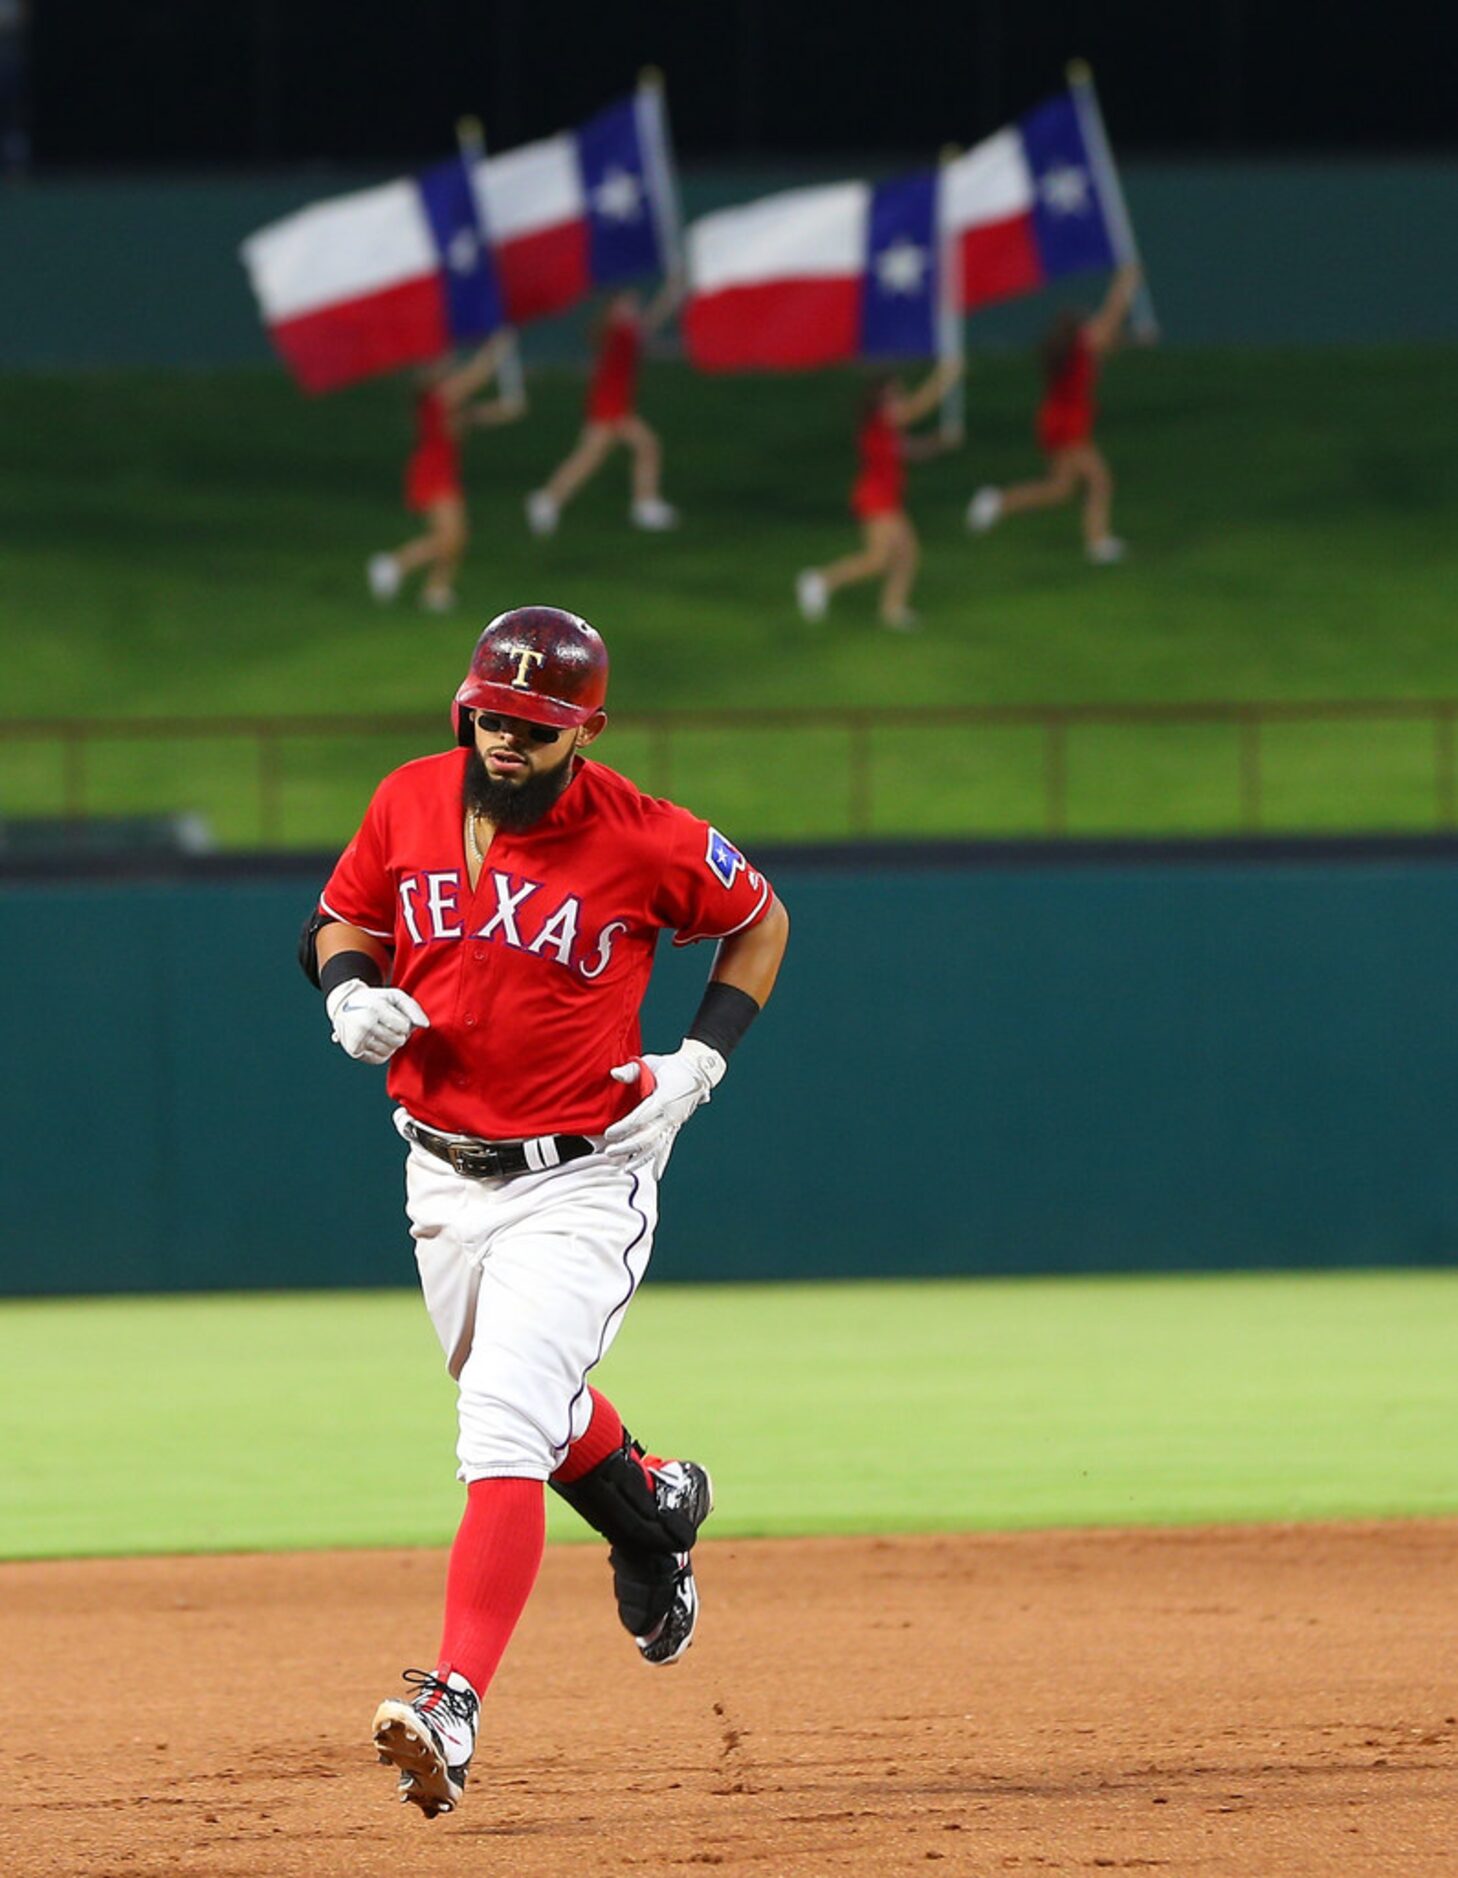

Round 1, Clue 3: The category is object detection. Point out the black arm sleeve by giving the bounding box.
[319,950,386,999]
[686,981,761,1060]
[297,908,387,995]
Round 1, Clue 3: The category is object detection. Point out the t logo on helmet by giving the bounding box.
[451,607,610,747]
[511,649,546,690]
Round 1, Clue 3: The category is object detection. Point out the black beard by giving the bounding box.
[462,745,575,832]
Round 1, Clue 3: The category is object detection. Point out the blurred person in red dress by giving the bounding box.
[525,279,681,537]
[795,357,963,632]
[368,333,526,614]
[965,262,1141,565]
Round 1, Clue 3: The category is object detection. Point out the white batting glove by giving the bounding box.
[325,980,430,1065]
[604,1039,726,1165]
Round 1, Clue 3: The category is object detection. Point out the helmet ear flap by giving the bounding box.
[454,703,475,747]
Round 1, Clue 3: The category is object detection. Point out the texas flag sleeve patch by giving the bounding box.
[706,826,745,888]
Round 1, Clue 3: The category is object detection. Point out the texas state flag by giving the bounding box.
[240,155,504,393]
[477,90,676,324]
[683,170,943,372]
[943,91,1117,311]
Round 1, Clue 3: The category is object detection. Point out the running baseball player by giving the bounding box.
[300,606,789,1819]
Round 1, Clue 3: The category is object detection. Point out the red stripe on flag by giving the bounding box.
[683,279,860,372]
[959,215,1044,310]
[269,275,449,393]
[496,221,592,323]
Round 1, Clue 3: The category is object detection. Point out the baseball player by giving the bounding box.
[301,605,789,1820]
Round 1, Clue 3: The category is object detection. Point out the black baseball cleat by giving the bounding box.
[633,1553,700,1666]
[371,1669,479,1819]
[653,1459,714,1535]
[612,1460,714,1667]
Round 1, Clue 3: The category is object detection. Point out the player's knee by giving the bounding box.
[455,1391,555,1480]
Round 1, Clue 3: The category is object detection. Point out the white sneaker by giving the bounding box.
[630,497,679,531]
[966,487,1003,534]
[367,553,402,601]
[420,585,457,613]
[372,1669,479,1819]
[525,490,559,537]
[1087,536,1126,565]
[795,569,829,622]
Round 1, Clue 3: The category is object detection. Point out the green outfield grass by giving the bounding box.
[2,348,1457,844]
[2,1270,1454,1560]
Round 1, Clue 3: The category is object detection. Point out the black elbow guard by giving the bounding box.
[297,907,331,988]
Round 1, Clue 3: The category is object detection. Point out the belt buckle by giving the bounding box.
[447,1140,500,1178]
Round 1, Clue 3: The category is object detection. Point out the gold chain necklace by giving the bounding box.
[466,812,486,866]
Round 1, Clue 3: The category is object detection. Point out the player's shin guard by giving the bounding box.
[550,1393,702,1639]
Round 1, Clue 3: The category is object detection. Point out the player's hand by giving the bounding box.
[604,1039,726,1164]
[325,980,430,1065]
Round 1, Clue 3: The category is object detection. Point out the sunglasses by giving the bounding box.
[473,710,563,747]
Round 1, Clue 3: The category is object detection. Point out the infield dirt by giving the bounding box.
[4,1522,1454,1876]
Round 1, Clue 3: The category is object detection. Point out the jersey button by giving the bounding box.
[471,945,487,961]
[452,1073,468,1088]
[463,1013,478,1028]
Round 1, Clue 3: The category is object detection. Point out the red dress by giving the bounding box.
[1037,330,1098,454]
[850,408,906,520]
[404,389,462,512]
[586,313,642,424]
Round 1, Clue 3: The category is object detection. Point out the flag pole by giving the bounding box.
[456,113,526,402]
[937,143,966,443]
[636,66,686,287]
[1065,59,1159,342]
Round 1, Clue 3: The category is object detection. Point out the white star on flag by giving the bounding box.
[874,238,928,296]
[592,167,644,223]
[446,228,479,274]
[1039,165,1092,217]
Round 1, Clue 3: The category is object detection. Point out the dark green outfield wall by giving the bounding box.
[3,844,1457,1296]
[2,162,1454,365]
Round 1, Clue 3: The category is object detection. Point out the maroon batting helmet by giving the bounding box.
[452,606,609,745]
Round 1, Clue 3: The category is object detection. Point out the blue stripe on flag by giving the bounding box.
[1019,94,1117,282]
[576,96,662,285]
[859,170,939,360]
[416,156,505,344]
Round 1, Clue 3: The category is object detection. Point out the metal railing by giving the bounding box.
[4,701,1458,845]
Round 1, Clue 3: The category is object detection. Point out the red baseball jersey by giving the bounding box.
[319,751,774,1140]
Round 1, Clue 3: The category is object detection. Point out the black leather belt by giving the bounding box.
[403,1119,594,1180]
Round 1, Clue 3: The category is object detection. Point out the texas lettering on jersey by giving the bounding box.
[318,751,772,1141]
[394,867,625,981]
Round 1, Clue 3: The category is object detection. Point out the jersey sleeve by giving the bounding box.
[650,809,774,948]
[318,784,396,943]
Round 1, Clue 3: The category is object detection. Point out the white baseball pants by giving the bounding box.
[393,1109,661,1482]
